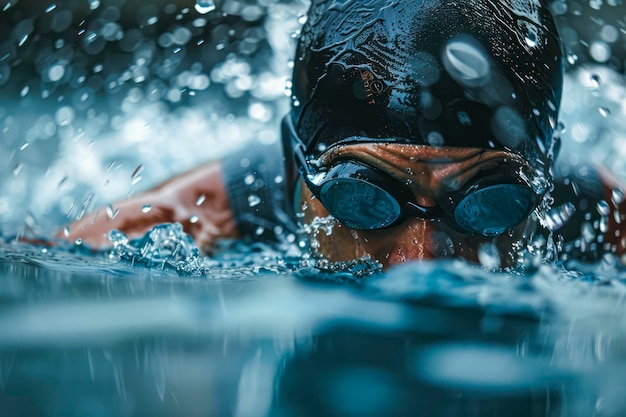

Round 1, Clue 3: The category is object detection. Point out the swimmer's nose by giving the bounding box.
[385,217,439,267]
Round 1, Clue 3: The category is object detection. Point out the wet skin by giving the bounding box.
[57,143,626,269]
[297,143,538,269]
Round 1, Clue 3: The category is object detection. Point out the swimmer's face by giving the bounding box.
[296,143,537,270]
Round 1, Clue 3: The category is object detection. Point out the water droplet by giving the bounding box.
[63,226,70,237]
[45,4,57,13]
[597,200,610,216]
[443,37,491,87]
[589,41,611,63]
[478,243,500,270]
[525,30,537,48]
[88,0,100,10]
[19,141,28,151]
[427,131,444,147]
[274,175,284,184]
[248,194,261,207]
[131,164,143,181]
[189,215,199,223]
[255,226,264,235]
[567,53,578,65]
[48,64,65,82]
[405,167,413,175]
[244,174,255,185]
[12,163,23,176]
[195,194,206,206]
[75,238,83,245]
[611,188,624,205]
[20,86,29,97]
[194,0,216,14]
[598,106,611,117]
[590,74,601,89]
[142,204,152,213]
[58,176,68,188]
[106,204,119,219]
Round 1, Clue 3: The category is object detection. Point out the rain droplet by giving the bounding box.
[196,194,206,206]
[141,204,152,213]
[189,215,199,223]
[248,194,261,207]
[45,4,57,13]
[598,106,611,117]
[19,141,29,151]
[611,188,624,205]
[194,0,216,14]
[589,74,601,89]
[20,86,29,97]
[63,226,70,237]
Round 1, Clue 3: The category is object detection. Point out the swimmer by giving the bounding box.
[60,0,626,269]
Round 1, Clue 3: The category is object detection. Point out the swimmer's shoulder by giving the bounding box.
[551,162,626,262]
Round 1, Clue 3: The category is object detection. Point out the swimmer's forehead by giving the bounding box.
[318,143,523,165]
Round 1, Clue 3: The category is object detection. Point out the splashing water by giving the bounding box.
[1,2,626,416]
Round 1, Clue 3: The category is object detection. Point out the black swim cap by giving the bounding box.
[289,0,564,175]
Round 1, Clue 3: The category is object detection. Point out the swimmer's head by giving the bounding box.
[287,0,564,175]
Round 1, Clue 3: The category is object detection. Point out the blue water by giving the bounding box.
[2,1,626,416]
[2,228,626,416]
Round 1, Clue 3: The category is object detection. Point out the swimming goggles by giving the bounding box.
[283,117,540,236]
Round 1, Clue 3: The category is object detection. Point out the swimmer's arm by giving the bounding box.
[57,161,239,252]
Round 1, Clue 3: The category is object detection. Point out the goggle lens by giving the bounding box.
[320,178,401,230]
[454,184,537,235]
